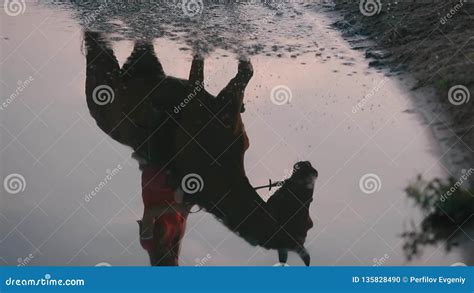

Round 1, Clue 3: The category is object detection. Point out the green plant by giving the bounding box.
[402,175,474,260]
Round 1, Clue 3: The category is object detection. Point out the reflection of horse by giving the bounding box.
[174,57,318,264]
[84,31,317,266]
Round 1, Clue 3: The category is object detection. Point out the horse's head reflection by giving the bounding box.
[84,31,317,266]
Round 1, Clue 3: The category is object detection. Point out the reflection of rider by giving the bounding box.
[84,31,188,266]
[138,166,188,266]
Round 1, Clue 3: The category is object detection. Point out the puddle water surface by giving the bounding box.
[1,2,471,267]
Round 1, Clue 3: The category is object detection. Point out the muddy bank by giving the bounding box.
[48,1,326,57]
[333,0,474,184]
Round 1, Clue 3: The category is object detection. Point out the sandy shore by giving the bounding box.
[333,0,474,183]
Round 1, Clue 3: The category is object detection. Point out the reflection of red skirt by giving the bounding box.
[141,167,175,207]
[139,214,186,254]
[139,167,186,258]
